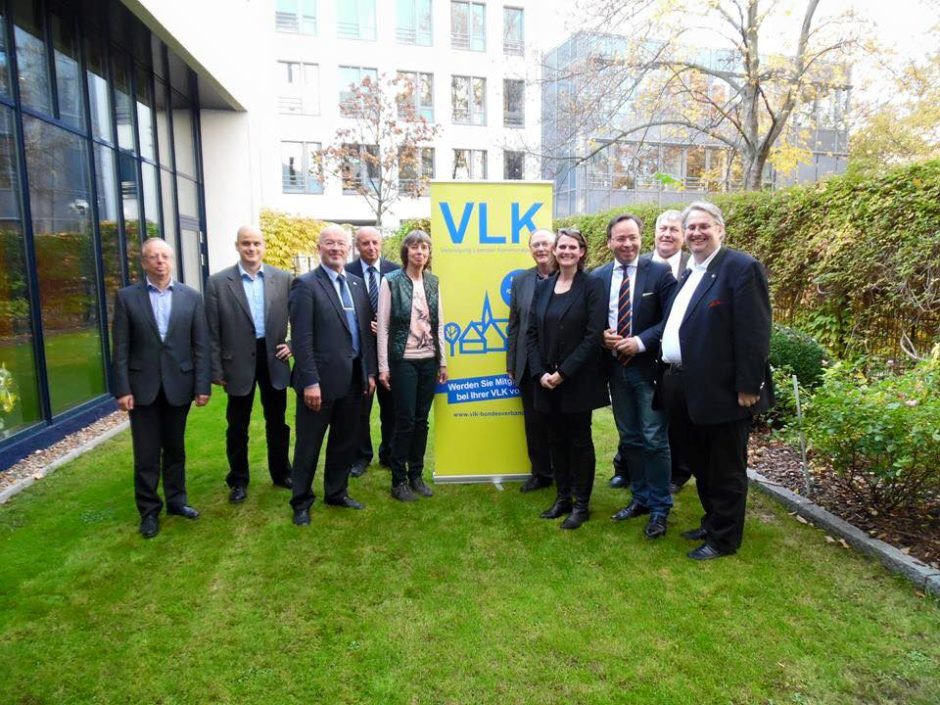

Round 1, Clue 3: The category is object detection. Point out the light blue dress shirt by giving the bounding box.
[238,263,266,339]
[146,278,174,342]
[324,266,361,358]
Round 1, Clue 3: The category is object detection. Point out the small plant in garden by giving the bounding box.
[769,324,828,388]
[0,362,19,437]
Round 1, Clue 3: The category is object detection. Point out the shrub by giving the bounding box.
[803,348,940,512]
[769,324,828,388]
[259,209,327,271]
[758,364,809,434]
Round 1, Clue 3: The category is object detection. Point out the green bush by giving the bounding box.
[769,324,828,388]
[387,218,430,265]
[758,364,809,434]
[803,348,940,512]
[259,209,327,271]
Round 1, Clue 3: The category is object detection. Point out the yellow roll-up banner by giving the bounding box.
[430,181,554,482]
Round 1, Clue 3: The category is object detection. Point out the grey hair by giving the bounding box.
[655,209,683,229]
[681,201,725,229]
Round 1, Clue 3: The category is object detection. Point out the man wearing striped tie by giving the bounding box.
[346,226,400,478]
[592,214,677,539]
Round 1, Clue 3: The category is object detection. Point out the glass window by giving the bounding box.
[0,106,41,436]
[278,61,319,115]
[503,79,524,127]
[396,0,432,45]
[136,65,156,162]
[503,7,524,55]
[118,151,142,278]
[177,175,199,219]
[452,148,486,179]
[396,71,433,121]
[51,12,84,129]
[13,0,52,114]
[276,0,317,35]
[94,144,124,326]
[338,65,377,117]
[0,9,11,96]
[337,0,376,40]
[154,79,172,169]
[451,75,485,125]
[281,141,323,194]
[160,168,177,243]
[141,162,161,236]
[23,116,106,415]
[112,51,137,154]
[178,227,202,292]
[172,90,196,178]
[504,150,524,180]
[451,1,485,51]
[398,146,434,195]
[85,33,113,144]
[341,143,379,194]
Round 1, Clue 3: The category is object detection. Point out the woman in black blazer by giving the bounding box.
[525,228,609,528]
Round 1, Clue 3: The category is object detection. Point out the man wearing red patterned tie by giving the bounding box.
[592,215,677,539]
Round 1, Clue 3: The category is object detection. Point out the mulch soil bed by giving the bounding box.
[749,430,940,571]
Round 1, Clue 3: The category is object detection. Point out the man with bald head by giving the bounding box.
[205,225,294,505]
[112,237,210,538]
[506,228,556,492]
[345,226,400,477]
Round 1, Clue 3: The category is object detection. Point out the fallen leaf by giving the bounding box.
[825,535,835,543]
[839,539,850,549]
[901,547,911,555]
[795,515,808,524]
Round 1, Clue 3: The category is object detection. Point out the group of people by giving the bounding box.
[112,199,773,561]
[112,224,444,538]
[507,201,773,558]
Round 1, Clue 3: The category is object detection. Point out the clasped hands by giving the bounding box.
[604,328,638,363]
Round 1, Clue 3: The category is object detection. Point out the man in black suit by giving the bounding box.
[289,225,376,525]
[507,228,556,492]
[593,214,677,539]
[650,209,693,494]
[659,201,773,560]
[111,237,210,539]
[205,225,293,505]
[345,226,399,478]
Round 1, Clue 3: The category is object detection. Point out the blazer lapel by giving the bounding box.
[226,266,254,326]
[682,249,727,325]
[315,266,350,332]
[553,271,583,323]
[632,259,648,320]
[135,282,161,340]
[164,284,186,340]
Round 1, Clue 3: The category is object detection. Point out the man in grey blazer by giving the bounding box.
[205,225,293,504]
[289,225,377,525]
[506,229,555,492]
[112,237,211,539]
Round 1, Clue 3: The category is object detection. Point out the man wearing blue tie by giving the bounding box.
[345,226,400,477]
[288,226,376,525]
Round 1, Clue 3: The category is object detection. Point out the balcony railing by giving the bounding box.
[504,112,524,128]
[275,12,299,32]
[278,96,303,114]
[503,38,524,55]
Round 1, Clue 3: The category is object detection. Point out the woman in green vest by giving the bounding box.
[377,230,448,501]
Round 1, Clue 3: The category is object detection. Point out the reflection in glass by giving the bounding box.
[154,79,173,169]
[160,168,177,244]
[94,144,123,325]
[0,11,11,96]
[141,162,161,236]
[136,65,156,161]
[179,227,202,293]
[85,33,113,143]
[52,12,85,130]
[0,107,41,436]
[176,175,198,219]
[118,151,142,280]
[172,91,195,177]
[13,0,52,114]
[23,117,106,415]
[112,51,136,153]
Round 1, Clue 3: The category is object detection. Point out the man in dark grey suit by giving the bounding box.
[506,228,555,492]
[289,225,376,526]
[345,226,400,478]
[111,237,210,539]
[206,225,293,505]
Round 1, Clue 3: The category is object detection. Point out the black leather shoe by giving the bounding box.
[539,498,572,519]
[349,460,368,478]
[409,478,434,497]
[560,505,589,529]
[139,514,159,539]
[520,475,552,493]
[669,482,683,495]
[681,527,708,541]
[272,477,293,490]
[391,483,418,502]
[326,495,364,510]
[644,515,668,539]
[608,474,630,489]
[687,543,733,561]
[611,501,650,521]
[229,486,247,504]
[168,505,200,520]
[293,508,311,526]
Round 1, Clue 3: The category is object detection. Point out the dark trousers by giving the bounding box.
[290,359,363,511]
[663,367,750,553]
[129,387,191,517]
[546,409,595,505]
[225,338,291,488]
[353,375,394,466]
[519,374,552,479]
[388,357,437,486]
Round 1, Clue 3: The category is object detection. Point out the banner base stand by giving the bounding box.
[433,473,529,485]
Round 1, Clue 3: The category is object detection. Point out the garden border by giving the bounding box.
[749,469,940,597]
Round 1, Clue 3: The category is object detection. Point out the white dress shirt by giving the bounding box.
[652,250,687,280]
[661,246,722,364]
[606,259,645,353]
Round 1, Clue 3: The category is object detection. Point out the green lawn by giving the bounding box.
[0,397,938,705]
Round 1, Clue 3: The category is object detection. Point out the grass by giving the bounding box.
[0,396,938,705]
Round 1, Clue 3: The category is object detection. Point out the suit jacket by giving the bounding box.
[506,266,543,382]
[592,256,676,382]
[661,247,774,425]
[525,270,609,414]
[289,265,377,402]
[650,250,690,280]
[205,263,292,396]
[345,257,400,316]
[111,281,211,406]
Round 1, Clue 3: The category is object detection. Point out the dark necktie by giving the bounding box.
[367,265,379,315]
[617,264,632,338]
[337,274,361,358]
